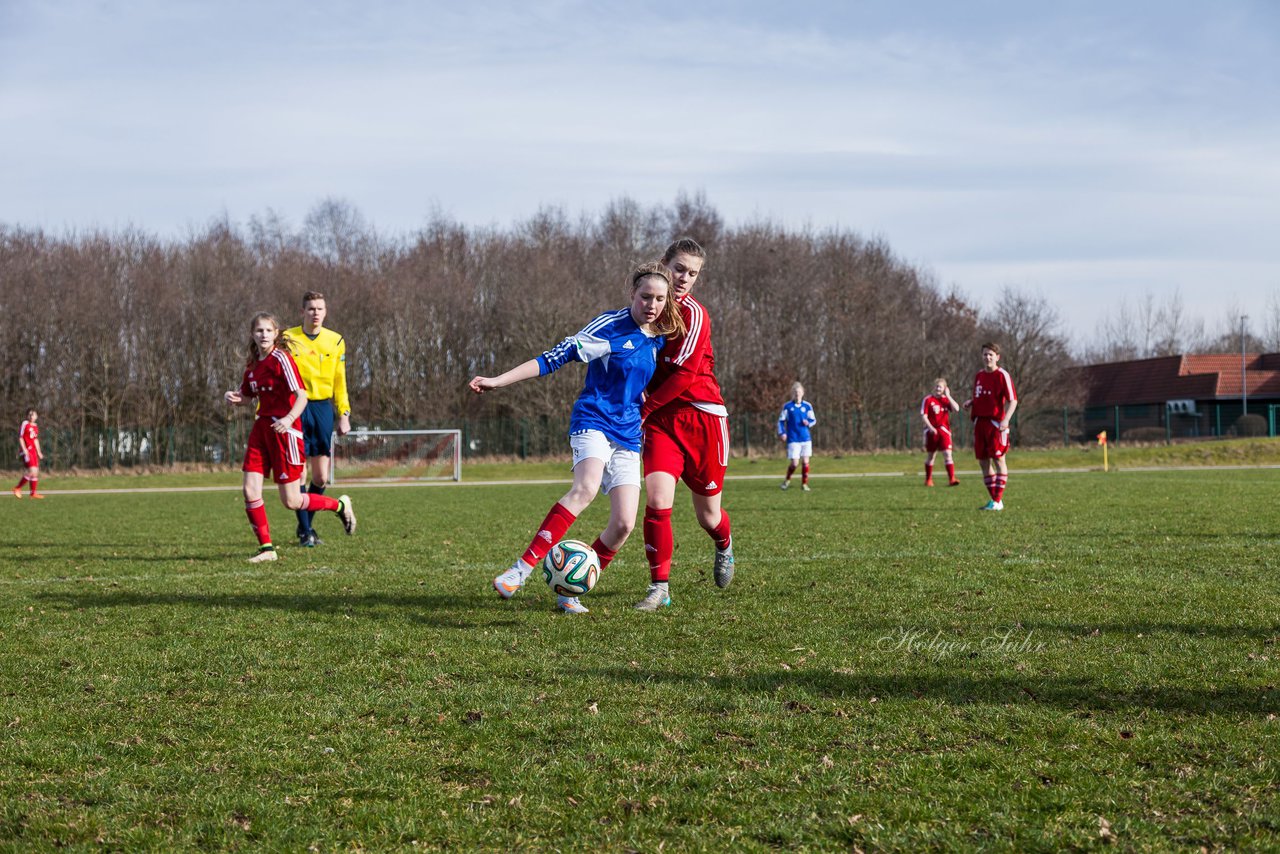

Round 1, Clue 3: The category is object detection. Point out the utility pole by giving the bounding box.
[1241,314,1248,415]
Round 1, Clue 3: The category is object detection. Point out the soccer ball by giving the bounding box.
[543,539,601,597]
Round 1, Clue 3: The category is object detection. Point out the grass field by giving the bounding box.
[2,451,1279,850]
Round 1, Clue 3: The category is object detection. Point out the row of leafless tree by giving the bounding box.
[2,195,1087,462]
[1082,289,1280,364]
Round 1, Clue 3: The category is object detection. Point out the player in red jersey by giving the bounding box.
[224,312,356,562]
[920,378,961,487]
[635,238,735,611]
[13,409,44,498]
[962,343,1018,510]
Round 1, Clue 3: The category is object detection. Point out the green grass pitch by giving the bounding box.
[1,461,1278,850]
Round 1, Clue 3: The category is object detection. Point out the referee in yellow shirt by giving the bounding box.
[288,291,352,547]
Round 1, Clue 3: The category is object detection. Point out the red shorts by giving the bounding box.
[973,419,1010,460]
[643,405,728,496]
[924,426,953,453]
[242,417,306,484]
[21,447,38,467]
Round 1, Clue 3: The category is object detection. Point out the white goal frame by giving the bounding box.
[331,428,462,483]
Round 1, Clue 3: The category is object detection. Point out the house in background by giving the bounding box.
[1075,354,1280,439]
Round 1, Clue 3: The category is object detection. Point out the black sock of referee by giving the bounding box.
[307,481,327,533]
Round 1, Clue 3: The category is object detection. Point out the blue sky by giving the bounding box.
[2,0,1277,344]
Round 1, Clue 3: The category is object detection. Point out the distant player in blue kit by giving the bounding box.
[778,382,817,491]
[468,261,685,614]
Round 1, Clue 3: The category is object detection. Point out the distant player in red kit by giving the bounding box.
[636,238,735,611]
[920,378,960,487]
[962,343,1018,510]
[224,312,356,562]
[13,409,44,498]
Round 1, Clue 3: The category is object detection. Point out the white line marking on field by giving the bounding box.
[15,462,1280,496]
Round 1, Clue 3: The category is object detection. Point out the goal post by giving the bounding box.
[331,429,462,483]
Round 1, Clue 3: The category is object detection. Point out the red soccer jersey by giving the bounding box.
[641,294,726,420]
[239,349,305,420]
[19,420,38,451]
[921,395,952,430]
[970,368,1017,421]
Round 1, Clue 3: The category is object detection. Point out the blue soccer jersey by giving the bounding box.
[778,400,817,442]
[537,308,662,451]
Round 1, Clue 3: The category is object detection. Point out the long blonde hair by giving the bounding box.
[630,261,686,339]
[244,312,294,366]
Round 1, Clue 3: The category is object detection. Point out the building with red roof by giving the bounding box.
[1076,354,1280,438]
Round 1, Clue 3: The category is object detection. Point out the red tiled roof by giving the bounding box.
[1078,353,1280,406]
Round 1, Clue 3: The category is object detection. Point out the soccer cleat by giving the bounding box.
[299,532,314,548]
[248,546,278,563]
[310,533,325,546]
[493,563,531,599]
[924,478,934,487]
[634,583,672,611]
[714,538,735,588]
[30,493,44,499]
[556,596,589,614]
[336,495,356,535]
[948,479,961,487]
[980,500,1004,511]
[801,483,811,492]
[11,487,21,499]
[993,500,1004,510]
[780,481,789,490]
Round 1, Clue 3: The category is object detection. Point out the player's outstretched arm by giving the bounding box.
[469,358,541,394]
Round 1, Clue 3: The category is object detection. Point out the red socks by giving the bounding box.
[301,492,339,513]
[706,509,732,551]
[983,474,1008,501]
[520,502,578,568]
[643,506,673,582]
[591,536,618,569]
[245,499,271,546]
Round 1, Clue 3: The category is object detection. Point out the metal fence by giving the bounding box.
[18,403,1275,471]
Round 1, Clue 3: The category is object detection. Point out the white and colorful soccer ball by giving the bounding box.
[542,539,601,597]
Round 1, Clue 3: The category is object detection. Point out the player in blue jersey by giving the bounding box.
[468,261,686,613]
[778,382,818,491]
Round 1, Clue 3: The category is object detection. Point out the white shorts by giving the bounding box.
[786,441,813,461]
[570,430,641,493]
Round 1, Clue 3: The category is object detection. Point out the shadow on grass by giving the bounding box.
[588,665,1280,715]
[34,590,522,629]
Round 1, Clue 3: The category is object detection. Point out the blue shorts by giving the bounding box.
[299,399,335,457]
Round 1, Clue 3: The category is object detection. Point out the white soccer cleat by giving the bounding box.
[713,538,735,588]
[493,562,531,599]
[556,596,589,614]
[248,546,278,563]
[980,500,1004,511]
[801,483,811,492]
[634,583,672,611]
[780,481,789,490]
[336,495,356,535]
